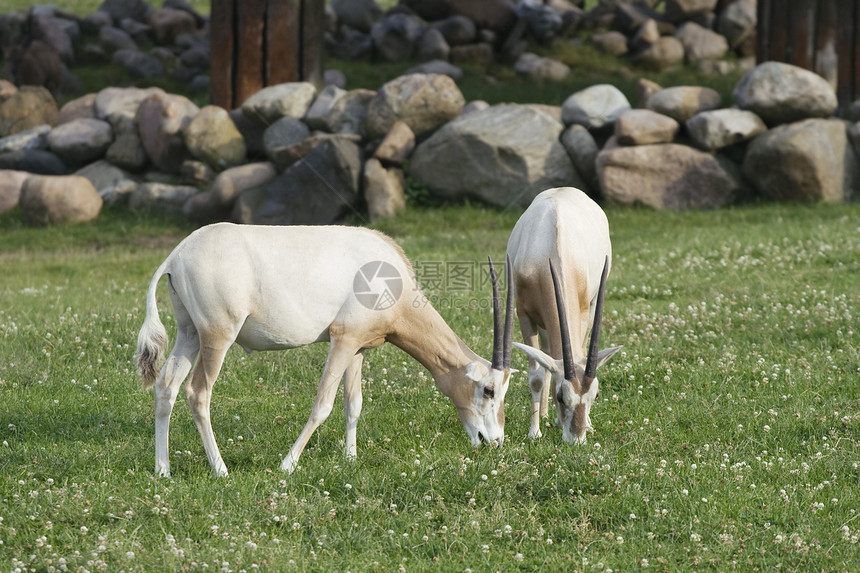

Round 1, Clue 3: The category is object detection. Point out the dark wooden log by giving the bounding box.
[267,0,301,85]
[209,0,235,109]
[835,0,857,109]
[789,0,818,69]
[815,0,839,87]
[757,0,771,62]
[300,0,325,88]
[235,0,267,107]
[854,0,860,107]
[210,0,324,109]
[769,0,791,62]
[758,0,860,108]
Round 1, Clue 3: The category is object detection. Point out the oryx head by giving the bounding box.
[514,256,621,444]
[456,256,515,447]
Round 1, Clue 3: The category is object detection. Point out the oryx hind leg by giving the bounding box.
[154,290,200,477]
[185,331,233,477]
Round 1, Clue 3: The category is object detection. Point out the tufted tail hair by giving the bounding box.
[134,261,169,389]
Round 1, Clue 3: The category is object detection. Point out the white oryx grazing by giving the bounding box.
[135,223,514,477]
[506,187,622,443]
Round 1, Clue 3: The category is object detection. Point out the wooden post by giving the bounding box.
[235,0,266,106]
[815,0,839,89]
[301,0,325,88]
[770,0,790,62]
[788,0,818,69]
[209,0,325,110]
[756,0,771,62]
[758,0,860,111]
[209,0,234,110]
[267,0,301,85]
[854,0,860,108]
[835,0,857,110]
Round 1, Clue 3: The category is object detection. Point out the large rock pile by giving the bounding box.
[1,60,857,226]
[594,61,853,208]
[0,0,211,100]
[330,0,758,82]
[589,0,757,73]
[0,0,757,103]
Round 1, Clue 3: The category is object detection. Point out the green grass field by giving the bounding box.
[1,201,859,571]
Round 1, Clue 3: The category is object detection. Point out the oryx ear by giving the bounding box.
[465,361,490,382]
[512,342,561,374]
[595,346,623,369]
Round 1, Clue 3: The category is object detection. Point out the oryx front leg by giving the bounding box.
[343,352,364,462]
[185,338,231,477]
[154,323,199,478]
[520,315,548,439]
[281,340,358,474]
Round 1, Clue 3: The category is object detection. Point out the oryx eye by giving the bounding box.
[483,387,495,399]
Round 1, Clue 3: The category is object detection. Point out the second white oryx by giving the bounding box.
[507,187,622,443]
[135,222,514,477]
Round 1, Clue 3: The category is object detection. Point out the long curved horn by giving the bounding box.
[488,256,503,371]
[584,256,610,380]
[549,259,575,381]
[503,254,514,370]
